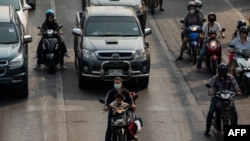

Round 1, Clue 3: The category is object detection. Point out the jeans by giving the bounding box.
[197,41,207,69]
[105,110,112,141]
[206,97,238,131]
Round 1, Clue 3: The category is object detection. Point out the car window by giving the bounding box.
[0,0,20,11]
[85,16,141,36]
[0,23,18,44]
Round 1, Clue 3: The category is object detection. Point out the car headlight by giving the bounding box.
[10,53,24,68]
[134,50,147,60]
[82,49,97,60]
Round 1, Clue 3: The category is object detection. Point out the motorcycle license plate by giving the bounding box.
[108,69,123,76]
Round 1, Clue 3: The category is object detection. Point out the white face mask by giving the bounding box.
[189,10,195,14]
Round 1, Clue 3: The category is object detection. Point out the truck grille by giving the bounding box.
[0,69,6,76]
[97,52,133,60]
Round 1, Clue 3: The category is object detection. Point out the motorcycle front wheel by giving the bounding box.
[243,76,250,96]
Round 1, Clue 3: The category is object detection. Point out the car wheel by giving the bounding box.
[19,76,29,98]
[78,67,87,88]
[138,76,149,89]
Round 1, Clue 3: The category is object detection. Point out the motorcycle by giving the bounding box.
[205,84,237,131]
[205,28,225,75]
[180,20,202,64]
[99,92,141,141]
[37,24,63,72]
[228,46,250,96]
[146,0,159,15]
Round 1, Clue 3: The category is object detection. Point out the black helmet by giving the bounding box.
[194,0,203,8]
[208,12,217,21]
[237,20,247,30]
[218,63,228,78]
[187,1,195,10]
[239,26,248,33]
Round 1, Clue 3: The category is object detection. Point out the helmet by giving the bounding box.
[194,0,203,8]
[237,20,247,30]
[207,12,216,21]
[218,63,228,78]
[187,1,195,10]
[45,9,55,17]
[239,26,248,35]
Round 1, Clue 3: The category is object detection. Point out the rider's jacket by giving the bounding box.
[105,88,133,107]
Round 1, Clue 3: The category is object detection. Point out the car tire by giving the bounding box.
[19,76,29,98]
[138,76,149,89]
[78,68,87,88]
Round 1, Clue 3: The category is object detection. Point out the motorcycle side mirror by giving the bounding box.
[222,28,226,32]
[99,99,105,104]
[180,20,185,24]
[37,26,42,29]
[202,19,207,22]
[205,84,211,88]
[229,44,235,48]
[59,24,63,28]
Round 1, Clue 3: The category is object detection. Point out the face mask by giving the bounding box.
[209,18,215,23]
[196,7,200,11]
[114,84,121,90]
[189,10,195,14]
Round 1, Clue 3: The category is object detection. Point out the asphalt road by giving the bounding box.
[0,0,250,141]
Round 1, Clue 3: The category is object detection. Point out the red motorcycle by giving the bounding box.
[205,29,225,74]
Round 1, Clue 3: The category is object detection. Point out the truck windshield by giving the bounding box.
[0,23,18,44]
[85,16,141,36]
[0,0,20,11]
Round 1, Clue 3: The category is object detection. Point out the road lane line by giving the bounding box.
[50,0,68,141]
[148,16,199,107]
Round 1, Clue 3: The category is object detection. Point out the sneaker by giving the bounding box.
[33,53,38,59]
[64,52,70,58]
[204,129,210,136]
[176,56,183,61]
[60,64,67,70]
[159,8,165,12]
[33,64,41,70]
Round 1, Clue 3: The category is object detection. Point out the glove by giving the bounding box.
[236,92,242,96]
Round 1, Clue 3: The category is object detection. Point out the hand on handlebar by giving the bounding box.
[103,106,109,112]
[236,92,242,96]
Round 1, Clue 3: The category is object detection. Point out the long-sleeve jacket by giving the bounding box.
[208,74,241,94]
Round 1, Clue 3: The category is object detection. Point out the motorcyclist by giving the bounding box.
[103,77,136,141]
[176,1,204,60]
[228,20,247,62]
[228,26,250,76]
[33,9,70,70]
[196,12,225,71]
[193,0,203,16]
[204,63,241,136]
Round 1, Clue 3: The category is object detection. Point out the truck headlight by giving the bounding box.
[134,50,147,60]
[82,50,97,60]
[10,53,24,68]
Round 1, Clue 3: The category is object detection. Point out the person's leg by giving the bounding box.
[159,0,164,11]
[34,39,43,69]
[204,97,217,135]
[105,111,113,141]
[176,37,188,60]
[197,42,206,70]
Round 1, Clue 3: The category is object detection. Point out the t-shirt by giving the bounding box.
[202,22,222,40]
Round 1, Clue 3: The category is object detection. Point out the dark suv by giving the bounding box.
[73,6,151,89]
[0,5,32,98]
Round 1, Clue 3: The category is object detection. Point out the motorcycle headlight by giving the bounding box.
[134,50,147,60]
[210,41,217,49]
[221,94,230,99]
[82,50,97,60]
[10,53,24,68]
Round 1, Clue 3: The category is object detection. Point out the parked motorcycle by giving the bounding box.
[37,24,63,72]
[99,92,141,141]
[205,28,225,75]
[228,46,250,96]
[180,20,202,64]
[205,84,237,131]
